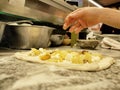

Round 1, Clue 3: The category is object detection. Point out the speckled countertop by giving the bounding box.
[0,46,120,90]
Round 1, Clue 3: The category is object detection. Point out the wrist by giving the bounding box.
[99,8,116,24]
[98,8,108,23]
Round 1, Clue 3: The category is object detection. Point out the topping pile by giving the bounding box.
[28,48,103,64]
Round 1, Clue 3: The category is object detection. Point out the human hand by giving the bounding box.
[63,7,102,33]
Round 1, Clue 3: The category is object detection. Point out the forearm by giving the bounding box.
[97,0,120,6]
[100,8,120,29]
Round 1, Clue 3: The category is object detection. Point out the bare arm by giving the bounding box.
[100,8,120,29]
[63,7,120,33]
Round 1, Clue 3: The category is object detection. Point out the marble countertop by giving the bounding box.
[0,46,120,90]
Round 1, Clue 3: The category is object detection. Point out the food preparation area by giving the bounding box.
[0,0,120,90]
[0,46,120,90]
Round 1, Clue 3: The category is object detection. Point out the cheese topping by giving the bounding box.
[28,48,103,64]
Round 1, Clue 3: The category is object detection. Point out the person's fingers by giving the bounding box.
[63,9,83,30]
[74,26,84,34]
[68,19,86,33]
[69,25,76,32]
[69,21,81,32]
[63,14,77,30]
[78,19,87,28]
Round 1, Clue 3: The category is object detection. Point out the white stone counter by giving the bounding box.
[0,46,120,90]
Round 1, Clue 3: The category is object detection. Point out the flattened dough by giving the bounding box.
[14,51,114,71]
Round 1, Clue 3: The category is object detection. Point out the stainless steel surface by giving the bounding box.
[7,20,33,25]
[0,0,77,25]
[50,34,64,46]
[5,25,54,49]
[38,0,76,11]
[0,0,62,25]
[87,0,103,8]
[25,0,68,22]
[9,0,25,7]
[83,0,103,8]
[76,39,99,49]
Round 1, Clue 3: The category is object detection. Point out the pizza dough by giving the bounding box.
[14,48,115,71]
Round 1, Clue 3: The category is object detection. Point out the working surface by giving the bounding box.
[0,46,120,90]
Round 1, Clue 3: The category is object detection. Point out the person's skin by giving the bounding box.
[97,0,120,6]
[63,7,120,33]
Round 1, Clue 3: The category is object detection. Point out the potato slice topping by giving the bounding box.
[39,53,51,60]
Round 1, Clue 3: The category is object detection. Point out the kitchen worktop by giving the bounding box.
[0,46,120,90]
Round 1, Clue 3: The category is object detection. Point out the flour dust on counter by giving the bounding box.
[0,48,120,90]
